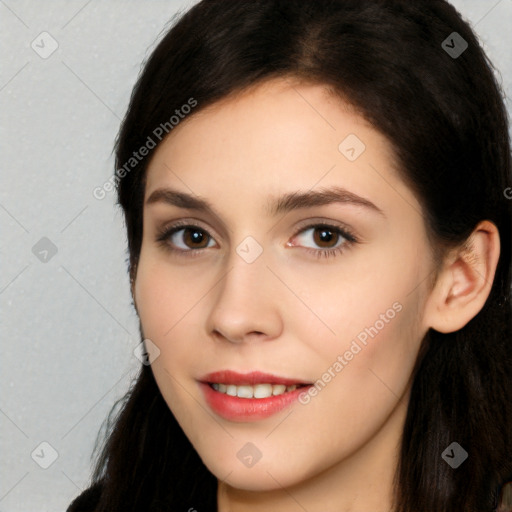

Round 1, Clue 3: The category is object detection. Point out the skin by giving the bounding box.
[132,77,500,512]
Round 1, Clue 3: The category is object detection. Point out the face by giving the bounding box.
[134,77,435,492]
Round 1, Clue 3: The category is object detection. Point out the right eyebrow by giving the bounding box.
[146,188,218,217]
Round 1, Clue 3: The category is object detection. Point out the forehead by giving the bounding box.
[143,77,420,221]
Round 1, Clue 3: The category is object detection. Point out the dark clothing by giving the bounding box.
[66,482,103,512]
[65,478,218,511]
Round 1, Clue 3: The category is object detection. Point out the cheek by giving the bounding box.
[133,252,217,382]
[286,303,422,475]
[134,252,209,339]
[282,249,424,367]
[134,257,200,395]
[134,263,204,435]
[287,241,426,431]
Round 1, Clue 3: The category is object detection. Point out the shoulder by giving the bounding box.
[66,481,103,512]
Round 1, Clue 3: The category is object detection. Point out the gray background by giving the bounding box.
[1,1,511,510]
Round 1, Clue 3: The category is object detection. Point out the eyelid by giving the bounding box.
[158,219,221,243]
[289,218,359,243]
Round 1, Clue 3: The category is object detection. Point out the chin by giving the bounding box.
[202,451,316,492]
[215,467,295,492]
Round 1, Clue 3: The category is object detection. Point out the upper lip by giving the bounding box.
[200,370,312,386]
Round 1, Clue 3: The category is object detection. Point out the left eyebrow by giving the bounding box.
[145,186,385,218]
[267,186,385,218]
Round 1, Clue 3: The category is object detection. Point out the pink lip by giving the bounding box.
[200,370,310,386]
[198,370,312,422]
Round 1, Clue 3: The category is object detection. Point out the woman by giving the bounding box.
[67,1,512,510]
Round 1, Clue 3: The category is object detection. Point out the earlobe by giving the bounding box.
[424,220,500,334]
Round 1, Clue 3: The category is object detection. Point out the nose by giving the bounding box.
[206,251,283,344]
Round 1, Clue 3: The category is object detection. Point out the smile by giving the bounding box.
[199,370,313,421]
[210,382,305,398]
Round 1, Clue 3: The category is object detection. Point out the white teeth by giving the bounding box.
[226,385,237,397]
[237,385,253,398]
[272,384,286,395]
[211,382,302,398]
[253,383,273,398]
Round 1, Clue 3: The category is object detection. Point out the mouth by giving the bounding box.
[199,370,313,421]
[208,382,309,399]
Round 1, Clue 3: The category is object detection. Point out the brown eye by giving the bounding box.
[288,223,357,259]
[182,227,210,248]
[312,226,340,248]
[161,225,216,251]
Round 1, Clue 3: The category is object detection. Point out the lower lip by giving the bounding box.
[199,382,311,422]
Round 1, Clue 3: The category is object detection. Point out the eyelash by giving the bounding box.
[155,220,359,259]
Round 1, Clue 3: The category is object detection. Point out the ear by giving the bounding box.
[423,220,500,333]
